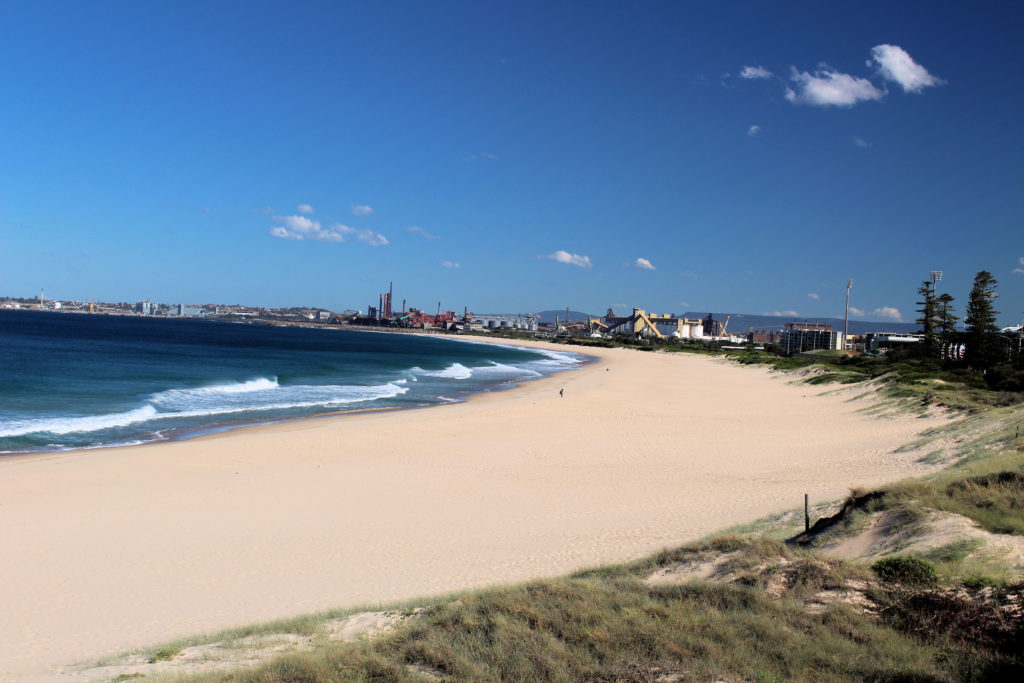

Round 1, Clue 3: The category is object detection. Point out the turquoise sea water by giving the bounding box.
[0,310,585,454]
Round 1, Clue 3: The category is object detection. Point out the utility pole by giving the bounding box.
[844,279,852,352]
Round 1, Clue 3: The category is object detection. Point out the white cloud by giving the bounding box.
[543,250,592,269]
[336,224,389,246]
[269,226,299,240]
[257,206,274,215]
[441,260,460,269]
[634,257,656,271]
[808,293,820,300]
[849,306,866,317]
[785,66,885,107]
[764,310,799,317]
[870,45,943,93]
[740,65,773,80]
[352,204,374,216]
[871,306,902,321]
[853,136,871,148]
[1013,257,1024,275]
[465,152,500,161]
[269,215,388,246]
[297,204,314,214]
[406,226,439,240]
[748,125,761,136]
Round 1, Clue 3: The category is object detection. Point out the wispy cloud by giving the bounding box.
[465,152,500,161]
[1013,257,1024,275]
[297,204,314,214]
[870,45,944,93]
[764,310,799,317]
[352,204,374,216]
[441,260,460,269]
[633,257,656,271]
[740,65,773,80]
[849,306,866,317]
[748,125,761,136]
[256,206,274,215]
[406,226,439,240]
[785,66,884,107]
[853,136,871,148]
[269,215,388,246]
[681,270,699,279]
[542,250,592,269]
[808,293,820,300]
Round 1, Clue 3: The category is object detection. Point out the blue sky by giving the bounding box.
[2,1,1022,325]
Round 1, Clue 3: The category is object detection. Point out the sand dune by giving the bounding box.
[0,341,949,678]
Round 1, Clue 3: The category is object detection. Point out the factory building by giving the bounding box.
[591,308,705,339]
[475,314,538,331]
[864,332,923,351]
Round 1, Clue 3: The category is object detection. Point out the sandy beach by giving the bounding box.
[0,341,950,679]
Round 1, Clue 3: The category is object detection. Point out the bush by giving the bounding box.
[872,556,939,586]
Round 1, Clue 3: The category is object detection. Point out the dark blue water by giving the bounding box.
[0,311,584,453]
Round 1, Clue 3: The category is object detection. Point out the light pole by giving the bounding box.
[929,270,942,298]
[844,279,852,352]
[930,271,943,356]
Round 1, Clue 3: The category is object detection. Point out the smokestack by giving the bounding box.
[402,299,406,314]
[437,301,441,317]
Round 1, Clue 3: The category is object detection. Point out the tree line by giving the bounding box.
[915,270,1020,374]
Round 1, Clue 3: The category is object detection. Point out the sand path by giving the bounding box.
[0,342,948,678]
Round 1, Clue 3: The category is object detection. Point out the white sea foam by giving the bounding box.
[152,377,279,403]
[421,363,473,380]
[0,405,159,437]
[471,362,542,378]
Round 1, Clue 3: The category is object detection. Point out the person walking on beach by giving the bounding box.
[559,388,564,398]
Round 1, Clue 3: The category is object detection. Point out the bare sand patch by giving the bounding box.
[0,341,950,679]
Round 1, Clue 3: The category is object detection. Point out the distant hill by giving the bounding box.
[683,312,919,336]
[534,309,597,323]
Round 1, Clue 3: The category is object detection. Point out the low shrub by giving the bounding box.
[872,556,939,586]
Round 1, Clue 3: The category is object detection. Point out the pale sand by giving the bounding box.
[0,341,949,678]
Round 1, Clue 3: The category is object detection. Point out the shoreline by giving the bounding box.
[0,342,950,679]
[0,330,595,460]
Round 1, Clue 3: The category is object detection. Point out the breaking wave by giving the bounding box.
[0,381,409,438]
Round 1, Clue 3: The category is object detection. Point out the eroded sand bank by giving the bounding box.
[0,341,949,678]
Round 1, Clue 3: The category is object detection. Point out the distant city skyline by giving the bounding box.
[2,1,1022,326]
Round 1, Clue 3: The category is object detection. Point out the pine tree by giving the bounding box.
[964,271,1000,369]
[936,293,959,359]
[915,280,938,357]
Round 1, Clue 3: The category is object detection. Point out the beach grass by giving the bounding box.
[178,536,1020,682]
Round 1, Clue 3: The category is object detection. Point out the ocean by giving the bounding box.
[0,310,585,454]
